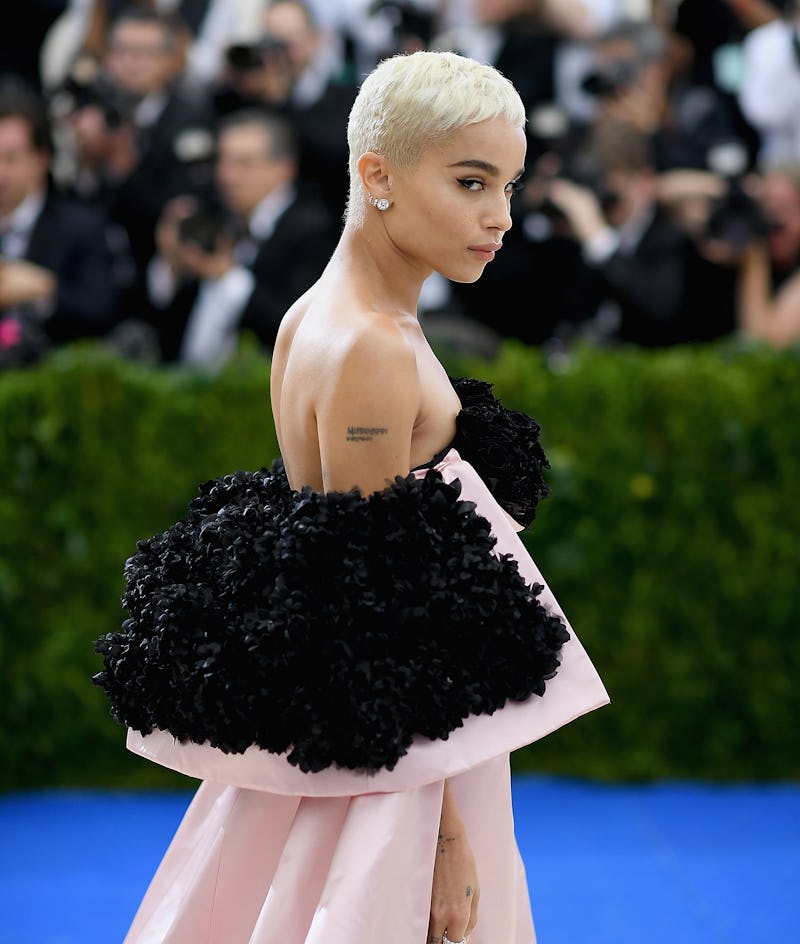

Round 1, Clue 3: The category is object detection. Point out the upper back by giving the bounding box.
[270,281,460,494]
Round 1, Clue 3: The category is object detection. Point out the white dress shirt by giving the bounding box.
[147,185,296,368]
[0,191,45,260]
[739,19,800,167]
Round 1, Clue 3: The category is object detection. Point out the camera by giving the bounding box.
[225,37,290,72]
[59,72,137,130]
[581,58,638,98]
[177,202,236,254]
[530,151,622,225]
[705,183,771,250]
[703,142,771,251]
[524,106,624,227]
[367,1,436,54]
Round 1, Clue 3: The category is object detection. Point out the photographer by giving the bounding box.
[570,16,757,174]
[213,0,358,218]
[736,242,800,347]
[100,7,217,271]
[652,143,800,347]
[718,162,800,347]
[145,108,339,367]
[0,77,117,368]
[432,0,564,139]
[52,66,153,327]
[531,118,737,347]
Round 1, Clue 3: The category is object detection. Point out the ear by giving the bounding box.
[357,150,392,200]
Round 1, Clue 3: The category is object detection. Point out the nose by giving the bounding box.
[487,192,513,235]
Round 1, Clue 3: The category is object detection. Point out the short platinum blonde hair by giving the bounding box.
[345,50,526,225]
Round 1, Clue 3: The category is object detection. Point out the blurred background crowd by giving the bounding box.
[3,0,800,371]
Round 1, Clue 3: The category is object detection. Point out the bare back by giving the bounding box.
[270,264,461,496]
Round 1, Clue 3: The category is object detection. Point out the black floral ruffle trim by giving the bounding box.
[94,462,569,774]
[449,376,550,528]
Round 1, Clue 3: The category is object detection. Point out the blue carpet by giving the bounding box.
[1,777,798,944]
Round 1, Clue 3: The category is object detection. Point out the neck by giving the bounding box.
[336,221,430,319]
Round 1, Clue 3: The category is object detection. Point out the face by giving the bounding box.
[262,1,319,77]
[215,124,291,216]
[385,117,526,283]
[760,171,800,270]
[474,0,539,24]
[0,117,49,216]
[603,167,654,227]
[105,22,180,97]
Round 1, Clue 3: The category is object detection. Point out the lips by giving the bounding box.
[469,243,502,262]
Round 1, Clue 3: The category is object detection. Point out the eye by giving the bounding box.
[507,178,525,195]
[457,177,485,192]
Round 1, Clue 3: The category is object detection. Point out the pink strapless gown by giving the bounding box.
[123,449,610,944]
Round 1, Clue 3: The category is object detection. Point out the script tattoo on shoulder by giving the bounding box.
[346,425,388,443]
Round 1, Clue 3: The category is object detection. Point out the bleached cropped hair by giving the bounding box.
[345,50,526,225]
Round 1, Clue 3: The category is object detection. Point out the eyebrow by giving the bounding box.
[447,158,526,180]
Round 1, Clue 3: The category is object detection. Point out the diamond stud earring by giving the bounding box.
[368,194,391,211]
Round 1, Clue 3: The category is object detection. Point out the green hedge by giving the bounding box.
[1,339,798,790]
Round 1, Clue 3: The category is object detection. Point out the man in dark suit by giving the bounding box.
[145,108,340,366]
[101,6,216,275]
[529,119,737,347]
[0,78,117,366]
[212,0,358,220]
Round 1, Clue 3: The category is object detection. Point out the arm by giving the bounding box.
[540,0,594,39]
[0,259,56,312]
[723,0,781,31]
[428,782,480,944]
[316,320,420,496]
[546,177,687,322]
[316,324,482,936]
[737,244,800,347]
[147,196,206,307]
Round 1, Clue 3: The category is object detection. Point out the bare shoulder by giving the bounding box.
[337,311,417,373]
[275,288,415,376]
[272,292,312,367]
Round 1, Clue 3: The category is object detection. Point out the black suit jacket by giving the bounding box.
[20,191,118,344]
[116,85,216,274]
[584,207,736,347]
[152,186,340,361]
[241,191,340,346]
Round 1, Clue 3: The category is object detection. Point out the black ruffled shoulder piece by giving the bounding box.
[449,376,551,528]
[94,460,569,774]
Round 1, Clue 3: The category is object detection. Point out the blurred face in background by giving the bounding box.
[759,169,800,271]
[474,0,540,25]
[215,123,294,218]
[105,21,181,98]
[603,166,657,228]
[0,117,48,216]
[262,0,321,79]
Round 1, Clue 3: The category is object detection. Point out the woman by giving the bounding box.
[94,50,609,943]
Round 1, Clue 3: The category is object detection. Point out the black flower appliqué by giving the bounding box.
[450,376,550,528]
[94,459,569,774]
